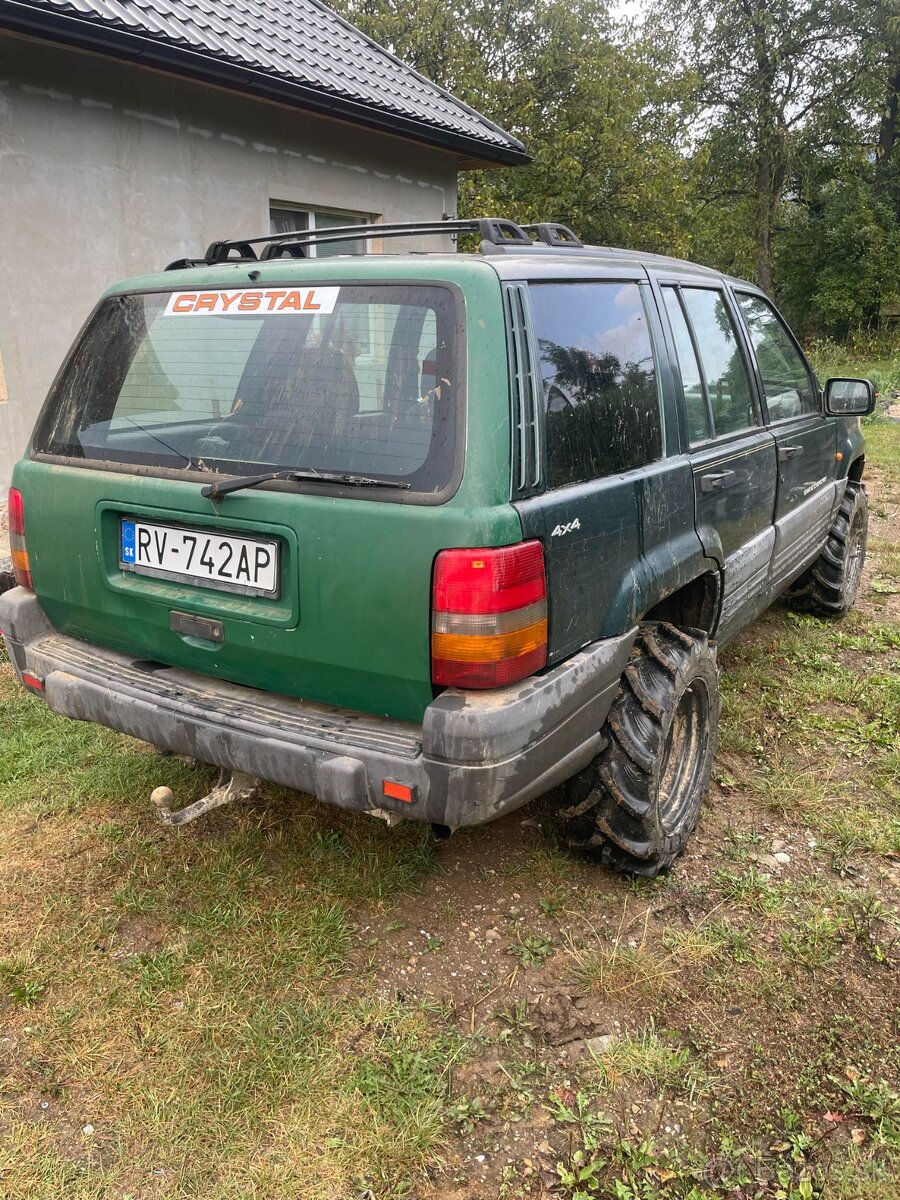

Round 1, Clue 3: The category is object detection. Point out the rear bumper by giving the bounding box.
[0,589,635,828]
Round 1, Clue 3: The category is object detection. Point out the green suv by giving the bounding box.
[0,219,875,875]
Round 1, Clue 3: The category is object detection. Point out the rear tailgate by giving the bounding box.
[16,260,519,722]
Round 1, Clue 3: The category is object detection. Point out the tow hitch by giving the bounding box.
[150,770,262,827]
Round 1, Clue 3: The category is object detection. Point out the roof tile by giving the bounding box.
[8,0,526,159]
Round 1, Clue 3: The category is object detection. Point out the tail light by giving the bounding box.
[431,540,547,688]
[8,488,33,590]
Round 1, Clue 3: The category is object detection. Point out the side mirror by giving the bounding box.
[824,377,876,417]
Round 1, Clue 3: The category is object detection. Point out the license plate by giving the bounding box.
[120,519,280,598]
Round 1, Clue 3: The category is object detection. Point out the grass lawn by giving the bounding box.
[1,401,898,1196]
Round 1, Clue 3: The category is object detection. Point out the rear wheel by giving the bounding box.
[556,623,720,876]
[787,482,868,618]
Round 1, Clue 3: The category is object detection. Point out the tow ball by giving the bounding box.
[150,770,262,827]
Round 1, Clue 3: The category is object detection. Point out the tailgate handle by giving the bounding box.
[170,611,225,643]
[700,470,736,492]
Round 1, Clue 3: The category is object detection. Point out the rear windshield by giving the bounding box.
[35,283,459,494]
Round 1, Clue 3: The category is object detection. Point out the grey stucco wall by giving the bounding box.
[0,32,459,489]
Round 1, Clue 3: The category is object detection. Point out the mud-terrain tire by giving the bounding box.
[556,623,720,877]
[787,482,868,618]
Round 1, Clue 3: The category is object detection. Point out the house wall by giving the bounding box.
[0,32,459,488]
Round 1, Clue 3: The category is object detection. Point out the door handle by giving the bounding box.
[700,470,736,492]
[778,445,804,461]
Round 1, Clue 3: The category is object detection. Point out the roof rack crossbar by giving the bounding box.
[196,218,533,266]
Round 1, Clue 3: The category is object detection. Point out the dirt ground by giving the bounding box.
[356,451,900,1196]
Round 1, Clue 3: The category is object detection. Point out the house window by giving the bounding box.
[269,204,369,257]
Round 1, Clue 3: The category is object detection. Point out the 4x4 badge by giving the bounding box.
[551,519,581,537]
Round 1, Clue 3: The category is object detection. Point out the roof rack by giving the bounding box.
[520,223,583,248]
[164,218,586,269]
[166,219,529,270]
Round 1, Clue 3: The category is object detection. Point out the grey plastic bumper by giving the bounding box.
[0,588,636,828]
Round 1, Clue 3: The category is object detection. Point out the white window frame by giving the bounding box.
[268,202,372,257]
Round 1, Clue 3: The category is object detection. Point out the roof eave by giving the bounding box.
[0,4,531,168]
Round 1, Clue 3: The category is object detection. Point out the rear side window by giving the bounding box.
[529,282,662,489]
[736,293,817,421]
[678,288,756,438]
[35,284,458,495]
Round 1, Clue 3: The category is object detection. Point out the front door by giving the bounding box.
[732,291,838,590]
[658,284,778,643]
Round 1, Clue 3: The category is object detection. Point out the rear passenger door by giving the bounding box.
[513,277,707,663]
[732,291,837,590]
[658,283,778,642]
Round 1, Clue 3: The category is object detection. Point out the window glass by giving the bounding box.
[529,282,662,488]
[312,210,366,258]
[736,293,817,420]
[269,207,310,236]
[680,289,755,436]
[662,288,711,444]
[343,303,437,410]
[35,285,457,495]
[116,316,261,421]
[269,205,366,257]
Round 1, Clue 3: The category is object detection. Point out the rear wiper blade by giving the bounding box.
[201,468,412,500]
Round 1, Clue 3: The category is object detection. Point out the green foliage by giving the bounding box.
[556,1146,606,1197]
[778,178,900,337]
[509,932,554,966]
[448,1094,490,1132]
[0,957,46,1006]
[335,0,900,336]
[806,331,900,392]
[836,1074,900,1147]
[337,0,699,252]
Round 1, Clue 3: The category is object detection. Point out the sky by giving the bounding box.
[612,0,647,18]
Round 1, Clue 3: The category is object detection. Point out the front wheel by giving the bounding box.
[787,481,868,618]
[556,623,720,876]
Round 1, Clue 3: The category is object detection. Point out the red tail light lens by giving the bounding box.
[432,541,547,688]
[8,488,33,590]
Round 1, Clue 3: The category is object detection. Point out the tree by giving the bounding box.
[648,0,871,295]
[871,0,900,215]
[767,0,900,334]
[336,0,699,253]
[337,0,899,332]
[777,176,900,335]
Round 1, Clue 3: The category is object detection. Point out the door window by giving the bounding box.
[529,281,662,488]
[679,288,756,437]
[662,289,711,444]
[736,294,817,421]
